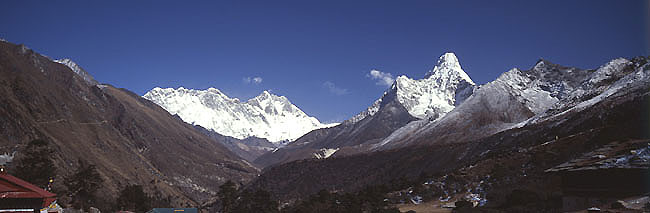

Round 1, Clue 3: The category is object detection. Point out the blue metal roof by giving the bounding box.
[146,208,198,213]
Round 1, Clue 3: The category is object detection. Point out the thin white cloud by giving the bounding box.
[243,76,263,84]
[252,77,263,84]
[323,81,350,95]
[367,69,394,86]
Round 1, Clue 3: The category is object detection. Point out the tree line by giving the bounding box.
[10,139,167,212]
[213,180,400,213]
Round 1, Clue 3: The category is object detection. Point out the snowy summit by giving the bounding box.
[352,52,476,123]
[143,87,336,143]
[395,52,476,119]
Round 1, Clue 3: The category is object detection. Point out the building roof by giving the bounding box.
[0,172,56,207]
[546,140,650,172]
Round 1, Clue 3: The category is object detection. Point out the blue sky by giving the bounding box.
[1,1,647,123]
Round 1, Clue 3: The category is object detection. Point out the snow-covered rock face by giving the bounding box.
[345,98,382,124]
[54,58,99,85]
[567,58,633,102]
[484,59,590,115]
[496,57,635,124]
[313,148,339,159]
[394,52,476,119]
[374,58,624,149]
[588,58,633,86]
[526,57,642,124]
[143,87,335,143]
[345,52,475,124]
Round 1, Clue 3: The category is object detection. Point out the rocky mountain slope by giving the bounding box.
[250,56,650,202]
[377,57,642,149]
[255,52,476,167]
[143,87,334,144]
[0,40,258,206]
[53,58,99,86]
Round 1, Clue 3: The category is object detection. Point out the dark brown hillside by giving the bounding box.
[194,125,276,164]
[0,40,258,207]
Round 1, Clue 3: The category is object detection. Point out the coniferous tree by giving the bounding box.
[65,159,103,210]
[117,184,151,212]
[13,139,57,188]
[233,189,278,213]
[218,180,238,213]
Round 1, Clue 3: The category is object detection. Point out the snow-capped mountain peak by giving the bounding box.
[206,87,224,94]
[532,58,560,72]
[424,52,473,84]
[54,58,98,85]
[143,87,334,143]
[247,90,296,115]
[392,52,476,119]
[430,52,461,71]
[346,52,477,123]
